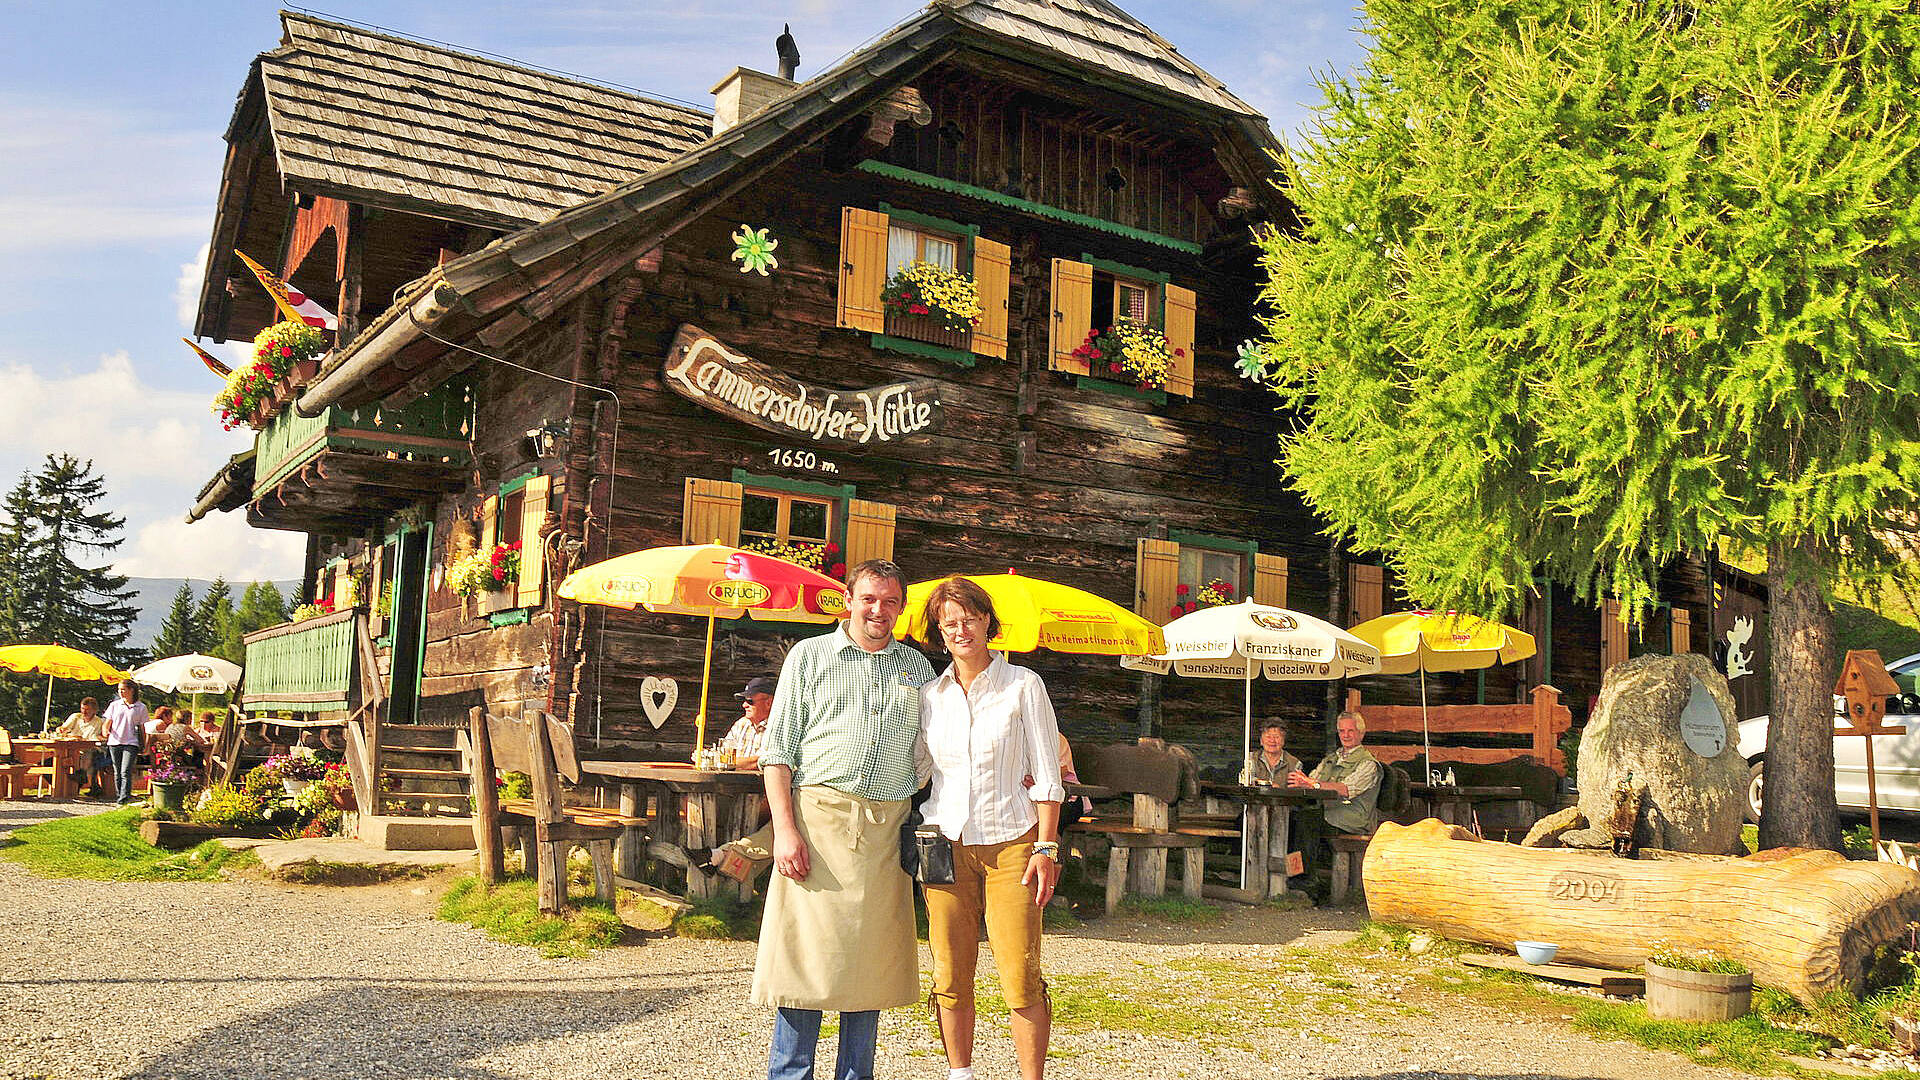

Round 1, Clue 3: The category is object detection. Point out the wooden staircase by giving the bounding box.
[373,723,472,817]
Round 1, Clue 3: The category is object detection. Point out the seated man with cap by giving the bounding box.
[719,675,776,771]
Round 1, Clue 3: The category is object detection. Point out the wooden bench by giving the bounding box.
[1327,834,1371,905]
[1073,741,1221,911]
[1346,685,1570,775]
[467,706,646,913]
[0,729,31,799]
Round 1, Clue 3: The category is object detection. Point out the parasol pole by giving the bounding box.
[1244,659,1254,763]
[43,674,53,732]
[695,611,717,762]
[1419,664,1433,783]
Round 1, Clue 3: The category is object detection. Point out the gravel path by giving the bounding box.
[0,800,1758,1080]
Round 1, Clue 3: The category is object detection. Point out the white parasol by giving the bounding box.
[1122,601,1382,760]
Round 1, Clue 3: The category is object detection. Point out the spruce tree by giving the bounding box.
[0,473,39,726]
[152,581,202,660]
[13,455,141,666]
[1253,0,1920,850]
[195,577,233,655]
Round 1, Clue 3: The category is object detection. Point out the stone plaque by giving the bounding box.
[1679,674,1727,758]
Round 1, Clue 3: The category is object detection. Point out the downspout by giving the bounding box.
[294,279,464,417]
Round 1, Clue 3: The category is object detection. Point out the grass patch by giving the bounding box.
[437,874,623,958]
[1572,997,1833,1074]
[269,860,431,886]
[0,809,251,881]
[1115,895,1222,923]
[1042,903,1083,930]
[1349,921,1467,959]
[673,895,762,940]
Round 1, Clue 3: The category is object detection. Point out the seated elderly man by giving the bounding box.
[55,696,113,796]
[1287,711,1385,892]
[1289,711,1383,833]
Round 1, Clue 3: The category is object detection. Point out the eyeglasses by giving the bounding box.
[937,615,989,635]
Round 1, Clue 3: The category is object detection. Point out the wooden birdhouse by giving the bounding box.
[1834,650,1902,734]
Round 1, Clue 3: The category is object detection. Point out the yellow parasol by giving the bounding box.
[557,543,848,758]
[0,644,130,730]
[897,571,1165,656]
[1348,611,1537,778]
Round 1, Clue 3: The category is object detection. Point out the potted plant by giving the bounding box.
[263,752,327,800]
[1071,323,1178,392]
[147,754,202,813]
[318,761,357,812]
[449,541,521,614]
[1170,578,1236,619]
[1645,945,1753,1021]
[881,260,982,349]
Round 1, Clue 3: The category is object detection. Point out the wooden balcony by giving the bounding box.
[242,609,359,714]
[248,377,472,532]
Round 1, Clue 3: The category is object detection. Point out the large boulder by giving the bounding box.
[1577,653,1747,855]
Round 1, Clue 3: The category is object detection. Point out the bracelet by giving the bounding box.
[1032,840,1061,861]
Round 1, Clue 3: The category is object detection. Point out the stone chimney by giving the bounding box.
[709,67,796,136]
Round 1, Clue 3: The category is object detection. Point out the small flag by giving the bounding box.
[233,250,337,330]
[182,338,231,378]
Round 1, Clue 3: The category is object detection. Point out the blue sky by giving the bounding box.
[0,0,1371,583]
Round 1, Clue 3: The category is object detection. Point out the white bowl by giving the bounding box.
[1515,940,1559,965]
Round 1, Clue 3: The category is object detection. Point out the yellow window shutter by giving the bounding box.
[972,236,1012,359]
[1163,283,1197,397]
[1347,564,1384,626]
[479,494,498,556]
[1252,552,1289,607]
[1670,606,1691,654]
[1136,538,1180,623]
[681,477,743,546]
[1602,599,1630,669]
[516,475,552,608]
[843,499,898,571]
[1049,258,1093,375]
[837,207,889,333]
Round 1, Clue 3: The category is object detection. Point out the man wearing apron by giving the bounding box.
[753,558,933,1080]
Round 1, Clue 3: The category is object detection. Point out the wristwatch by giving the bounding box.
[1032,840,1061,862]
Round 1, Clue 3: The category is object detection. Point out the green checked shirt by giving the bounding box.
[760,623,934,801]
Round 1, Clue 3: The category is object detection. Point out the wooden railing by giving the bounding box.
[241,609,358,713]
[1345,684,1572,774]
[252,375,473,494]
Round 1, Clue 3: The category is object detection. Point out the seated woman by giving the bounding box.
[193,710,224,745]
[1240,721,1302,786]
[159,709,208,769]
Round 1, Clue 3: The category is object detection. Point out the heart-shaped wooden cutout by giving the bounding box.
[641,676,679,729]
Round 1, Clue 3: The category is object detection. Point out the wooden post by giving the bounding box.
[617,785,644,881]
[469,706,504,885]
[1865,740,1883,849]
[1531,684,1562,770]
[1127,792,1170,897]
[365,703,384,816]
[1239,802,1271,901]
[527,709,570,914]
[336,203,365,343]
[686,791,720,900]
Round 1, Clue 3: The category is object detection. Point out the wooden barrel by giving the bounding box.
[1646,962,1753,1021]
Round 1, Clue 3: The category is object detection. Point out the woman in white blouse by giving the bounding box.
[916,576,1063,1080]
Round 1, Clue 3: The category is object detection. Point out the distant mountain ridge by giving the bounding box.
[125,577,301,652]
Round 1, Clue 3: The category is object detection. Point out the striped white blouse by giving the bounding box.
[918,652,1065,846]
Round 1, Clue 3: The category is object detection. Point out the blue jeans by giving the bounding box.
[107,744,139,803]
[768,1007,879,1080]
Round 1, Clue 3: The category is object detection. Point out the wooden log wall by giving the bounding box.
[568,135,1327,769]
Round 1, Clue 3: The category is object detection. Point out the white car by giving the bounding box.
[1737,651,1920,821]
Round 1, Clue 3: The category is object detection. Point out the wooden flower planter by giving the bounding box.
[1645,960,1753,1021]
[292,357,320,385]
[885,309,973,352]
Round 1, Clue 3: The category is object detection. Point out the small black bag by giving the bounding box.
[899,803,955,885]
[909,827,956,885]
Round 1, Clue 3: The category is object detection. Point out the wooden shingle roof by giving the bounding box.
[941,0,1261,118]
[258,12,712,230]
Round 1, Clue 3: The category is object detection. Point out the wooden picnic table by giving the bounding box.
[1409,783,1527,829]
[1199,781,1339,902]
[580,760,765,900]
[11,739,100,799]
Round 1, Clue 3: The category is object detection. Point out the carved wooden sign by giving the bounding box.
[662,323,943,446]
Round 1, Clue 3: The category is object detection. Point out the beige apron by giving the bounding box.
[750,786,916,1011]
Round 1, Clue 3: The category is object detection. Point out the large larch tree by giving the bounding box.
[1252,0,1920,850]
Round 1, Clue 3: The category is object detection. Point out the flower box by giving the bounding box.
[884,309,972,351]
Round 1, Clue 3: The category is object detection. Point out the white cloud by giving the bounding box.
[175,242,210,331]
[117,513,304,582]
[0,350,301,582]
